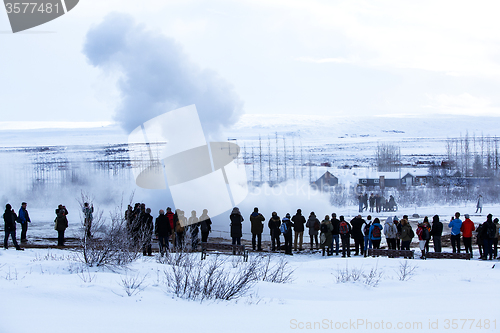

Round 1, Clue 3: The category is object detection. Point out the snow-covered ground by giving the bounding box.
[1,248,499,333]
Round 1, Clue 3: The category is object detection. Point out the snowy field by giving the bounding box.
[1,248,499,333]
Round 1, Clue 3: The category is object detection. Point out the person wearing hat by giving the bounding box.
[282,213,294,255]
[249,207,265,251]
[268,212,281,252]
[230,207,244,246]
[292,209,306,251]
[461,214,475,258]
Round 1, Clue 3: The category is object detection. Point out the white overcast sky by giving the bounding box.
[1,0,500,126]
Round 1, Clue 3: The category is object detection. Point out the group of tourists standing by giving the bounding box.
[358,193,397,213]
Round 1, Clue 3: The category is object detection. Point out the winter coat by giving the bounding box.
[199,214,212,234]
[416,224,430,241]
[369,222,383,240]
[448,218,462,236]
[481,219,496,240]
[291,214,306,232]
[477,196,483,208]
[430,221,443,237]
[250,212,265,234]
[282,217,294,237]
[230,211,244,238]
[460,219,475,238]
[166,211,176,230]
[155,214,171,237]
[305,215,320,236]
[350,217,365,239]
[369,195,376,206]
[384,221,397,239]
[320,220,333,246]
[18,207,30,224]
[331,218,340,235]
[400,223,413,242]
[3,209,17,232]
[268,216,281,237]
[55,210,68,231]
[142,213,154,238]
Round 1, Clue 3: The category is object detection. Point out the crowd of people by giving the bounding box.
[358,193,397,213]
[3,201,500,261]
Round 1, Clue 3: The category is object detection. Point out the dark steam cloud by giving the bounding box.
[83,12,243,137]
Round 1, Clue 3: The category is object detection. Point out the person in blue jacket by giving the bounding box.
[448,212,463,253]
[369,218,383,249]
[18,202,30,242]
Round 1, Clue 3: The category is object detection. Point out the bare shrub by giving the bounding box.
[77,192,139,268]
[397,260,418,281]
[336,262,383,287]
[258,254,295,283]
[120,272,148,296]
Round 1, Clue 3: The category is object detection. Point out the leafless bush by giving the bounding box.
[336,262,383,287]
[397,260,418,281]
[120,272,148,296]
[258,254,295,283]
[76,265,97,283]
[77,193,139,268]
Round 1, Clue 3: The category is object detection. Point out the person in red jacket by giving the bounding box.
[461,214,475,258]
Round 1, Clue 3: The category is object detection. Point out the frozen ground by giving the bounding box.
[1,247,499,333]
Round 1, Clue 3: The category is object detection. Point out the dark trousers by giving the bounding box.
[372,239,381,249]
[433,236,442,252]
[332,235,340,254]
[341,235,350,257]
[142,243,152,256]
[387,238,397,250]
[483,239,493,259]
[493,238,498,258]
[21,222,28,241]
[450,234,461,253]
[463,237,472,255]
[271,233,280,251]
[310,234,318,250]
[158,235,170,254]
[57,230,65,246]
[354,237,364,255]
[252,233,262,250]
[201,232,209,243]
[175,232,184,249]
[401,240,410,250]
[232,237,241,245]
[284,234,292,254]
[4,231,21,249]
[396,238,401,250]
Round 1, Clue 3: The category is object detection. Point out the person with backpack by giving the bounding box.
[281,213,294,255]
[305,212,320,250]
[460,214,475,258]
[430,215,443,252]
[422,217,431,253]
[369,218,383,249]
[338,215,351,257]
[292,209,306,251]
[3,204,23,251]
[400,218,413,251]
[363,215,372,255]
[320,215,334,256]
[331,213,340,255]
[250,207,265,251]
[199,209,212,243]
[449,212,463,253]
[268,212,281,252]
[350,215,365,256]
[383,216,397,250]
[416,220,430,259]
[481,214,496,260]
[230,207,244,247]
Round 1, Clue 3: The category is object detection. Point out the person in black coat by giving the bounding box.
[292,209,306,251]
[339,215,351,257]
[481,214,496,260]
[230,207,244,246]
[3,204,23,250]
[331,213,340,255]
[55,205,69,246]
[350,215,365,256]
[155,210,171,255]
[141,208,154,256]
[268,212,281,251]
[430,215,443,252]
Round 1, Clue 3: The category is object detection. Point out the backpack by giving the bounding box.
[280,222,288,234]
[372,224,381,238]
[364,223,371,236]
[422,227,430,240]
[408,226,415,239]
[314,220,320,231]
[339,221,348,235]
